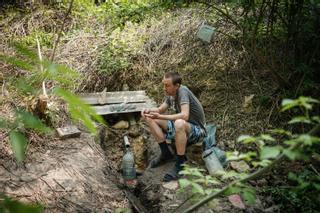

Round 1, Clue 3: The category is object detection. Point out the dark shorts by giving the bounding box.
[165,120,206,146]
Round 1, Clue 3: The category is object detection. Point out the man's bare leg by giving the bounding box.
[163,119,191,182]
[144,117,174,168]
[144,117,168,143]
[174,119,191,155]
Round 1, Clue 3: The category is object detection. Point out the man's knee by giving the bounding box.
[145,118,165,129]
[144,116,154,124]
[174,119,187,132]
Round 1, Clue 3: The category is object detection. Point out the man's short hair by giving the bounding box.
[164,72,182,85]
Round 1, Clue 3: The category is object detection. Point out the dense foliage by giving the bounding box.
[0,0,319,212]
[177,97,320,212]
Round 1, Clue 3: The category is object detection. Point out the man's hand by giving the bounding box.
[141,108,151,118]
[144,112,160,119]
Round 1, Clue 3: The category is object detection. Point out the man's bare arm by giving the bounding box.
[141,102,168,117]
[158,102,169,114]
[146,104,190,121]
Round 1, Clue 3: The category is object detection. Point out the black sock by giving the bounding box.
[159,141,173,158]
[175,154,187,171]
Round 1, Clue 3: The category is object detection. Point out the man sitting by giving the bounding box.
[142,72,206,182]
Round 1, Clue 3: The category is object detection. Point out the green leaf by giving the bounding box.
[281,99,297,111]
[70,106,96,134]
[242,189,256,205]
[237,135,256,143]
[54,88,105,134]
[296,134,320,146]
[269,129,292,136]
[260,134,275,141]
[12,42,38,62]
[9,131,27,162]
[191,182,205,195]
[224,186,242,196]
[194,176,220,185]
[205,176,220,185]
[45,62,80,87]
[190,169,204,178]
[283,149,305,160]
[298,96,317,110]
[283,139,297,146]
[220,171,243,179]
[304,97,320,104]
[0,55,33,71]
[260,146,281,159]
[252,159,271,167]
[227,151,256,162]
[16,110,52,134]
[178,179,191,188]
[288,116,312,124]
[179,166,205,177]
[312,116,320,123]
[240,152,257,161]
[256,139,265,147]
[1,196,43,213]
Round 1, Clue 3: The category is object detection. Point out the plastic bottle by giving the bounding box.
[122,136,136,180]
[202,148,223,175]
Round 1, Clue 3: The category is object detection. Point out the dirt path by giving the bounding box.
[0,132,128,212]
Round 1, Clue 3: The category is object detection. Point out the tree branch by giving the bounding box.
[196,1,241,30]
[50,0,74,62]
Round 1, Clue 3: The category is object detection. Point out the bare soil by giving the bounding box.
[0,132,129,212]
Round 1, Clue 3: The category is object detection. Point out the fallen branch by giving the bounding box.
[124,190,148,213]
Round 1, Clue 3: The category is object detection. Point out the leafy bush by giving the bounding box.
[0,43,105,163]
[0,42,80,93]
[98,37,131,75]
[98,24,146,75]
[101,0,161,28]
[17,30,54,48]
[176,96,320,212]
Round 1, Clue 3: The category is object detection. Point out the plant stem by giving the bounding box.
[36,37,47,97]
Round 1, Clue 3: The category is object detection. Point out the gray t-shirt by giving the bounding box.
[164,85,206,130]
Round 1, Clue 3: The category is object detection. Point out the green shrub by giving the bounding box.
[177,97,320,212]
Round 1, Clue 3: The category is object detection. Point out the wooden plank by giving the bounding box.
[79,90,146,97]
[79,90,148,105]
[81,95,148,105]
[92,102,156,115]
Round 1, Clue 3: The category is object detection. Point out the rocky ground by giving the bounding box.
[97,115,267,213]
